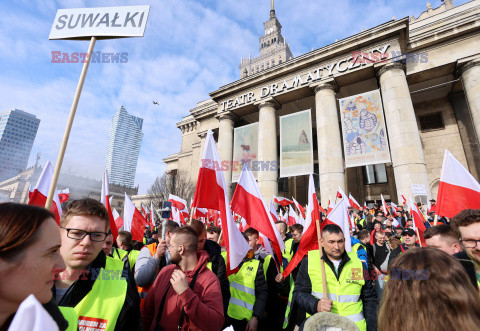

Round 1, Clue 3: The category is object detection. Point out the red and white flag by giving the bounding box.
[287,205,300,226]
[337,186,347,200]
[283,174,332,277]
[390,202,399,213]
[58,188,70,204]
[231,164,284,263]
[28,161,62,224]
[410,196,427,246]
[112,208,124,230]
[192,131,250,270]
[274,196,294,207]
[381,194,389,216]
[348,193,361,211]
[101,170,117,241]
[363,201,367,210]
[436,150,480,218]
[292,197,306,218]
[123,193,146,241]
[168,194,187,211]
[194,207,208,219]
[269,201,279,222]
[326,197,352,252]
[326,196,335,215]
[401,195,407,206]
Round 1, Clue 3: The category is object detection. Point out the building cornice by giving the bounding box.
[210,18,409,101]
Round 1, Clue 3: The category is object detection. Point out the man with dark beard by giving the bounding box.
[142,227,224,330]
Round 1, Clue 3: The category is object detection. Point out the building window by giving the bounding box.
[266,62,269,69]
[419,112,444,132]
[364,163,388,184]
[278,178,289,192]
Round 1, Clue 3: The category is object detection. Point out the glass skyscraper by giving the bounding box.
[105,105,143,188]
[0,109,40,181]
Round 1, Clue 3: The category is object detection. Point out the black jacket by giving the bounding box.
[388,243,419,267]
[454,250,479,291]
[293,250,378,331]
[203,240,230,316]
[53,251,141,331]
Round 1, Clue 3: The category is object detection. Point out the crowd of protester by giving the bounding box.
[1,198,480,331]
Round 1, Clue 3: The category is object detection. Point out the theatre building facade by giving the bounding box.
[163,0,480,207]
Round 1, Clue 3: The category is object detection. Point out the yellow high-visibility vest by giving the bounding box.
[227,259,260,321]
[307,250,366,331]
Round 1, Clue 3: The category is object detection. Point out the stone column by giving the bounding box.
[378,62,431,199]
[257,101,278,200]
[217,113,234,198]
[313,81,345,207]
[459,59,480,143]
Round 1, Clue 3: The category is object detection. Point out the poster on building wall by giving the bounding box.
[279,109,314,178]
[232,122,259,182]
[339,89,391,168]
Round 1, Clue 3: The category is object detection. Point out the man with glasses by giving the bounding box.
[452,209,480,291]
[54,198,141,330]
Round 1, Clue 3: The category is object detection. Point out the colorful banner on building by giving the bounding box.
[232,122,258,182]
[339,89,391,168]
[279,109,314,178]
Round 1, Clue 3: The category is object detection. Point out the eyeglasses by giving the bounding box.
[460,239,480,249]
[61,227,108,242]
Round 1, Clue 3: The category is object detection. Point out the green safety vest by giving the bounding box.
[307,250,366,331]
[282,238,294,262]
[282,276,295,329]
[221,251,227,266]
[69,257,127,331]
[111,248,139,272]
[356,218,366,228]
[351,243,365,254]
[59,306,78,331]
[227,259,260,321]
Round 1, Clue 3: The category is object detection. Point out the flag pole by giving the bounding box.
[189,207,195,224]
[45,36,97,209]
[315,218,328,298]
[217,229,223,244]
[416,228,423,247]
[433,214,438,226]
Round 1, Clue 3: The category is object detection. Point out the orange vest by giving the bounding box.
[137,242,158,309]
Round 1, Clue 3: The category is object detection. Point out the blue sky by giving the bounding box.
[0,0,470,193]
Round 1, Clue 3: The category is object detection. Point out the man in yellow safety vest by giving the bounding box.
[54,198,141,331]
[293,223,377,331]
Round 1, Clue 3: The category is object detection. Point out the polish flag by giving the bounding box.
[274,196,294,207]
[283,174,332,277]
[326,196,335,215]
[58,188,70,204]
[171,206,186,225]
[337,186,346,200]
[381,194,390,216]
[348,193,361,211]
[168,194,187,211]
[101,170,117,241]
[269,201,279,222]
[123,193,146,241]
[293,197,306,218]
[140,204,147,217]
[287,205,299,226]
[230,163,284,266]
[401,195,407,206]
[326,197,352,252]
[112,208,124,230]
[390,202,399,213]
[410,196,427,246]
[192,131,250,270]
[194,207,208,219]
[436,150,480,218]
[363,201,367,210]
[28,161,62,224]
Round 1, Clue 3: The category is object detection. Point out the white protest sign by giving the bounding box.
[49,5,150,40]
[411,184,427,196]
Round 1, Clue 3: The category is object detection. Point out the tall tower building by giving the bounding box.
[105,105,143,188]
[0,109,40,181]
[239,0,294,78]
